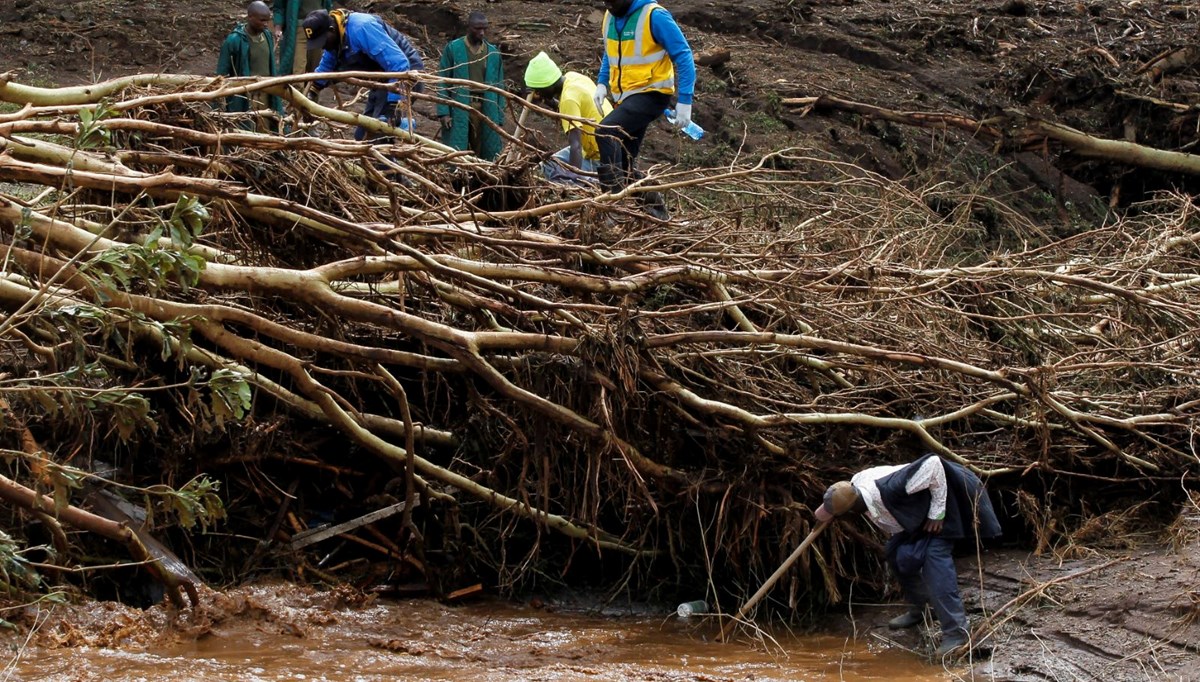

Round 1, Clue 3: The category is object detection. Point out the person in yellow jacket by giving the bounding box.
[593,0,696,219]
[524,52,613,185]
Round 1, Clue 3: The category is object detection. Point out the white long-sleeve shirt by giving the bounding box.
[850,457,947,535]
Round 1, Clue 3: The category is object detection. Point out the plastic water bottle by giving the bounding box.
[379,116,414,133]
[663,109,705,140]
[676,599,708,618]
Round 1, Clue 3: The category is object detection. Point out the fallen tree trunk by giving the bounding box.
[784,94,1200,175]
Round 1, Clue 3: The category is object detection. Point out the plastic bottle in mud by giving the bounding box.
[676,600,708,617]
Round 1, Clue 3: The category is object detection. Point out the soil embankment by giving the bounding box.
[7,0,1195,211]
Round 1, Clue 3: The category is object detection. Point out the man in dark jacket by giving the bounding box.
[815,454,1002,658]
[302,9,423,140]
[272,0,334,76]
[216,1,284,131]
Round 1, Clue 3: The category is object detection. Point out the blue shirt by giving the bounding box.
[315,13,412,102]
[597,0,696,105]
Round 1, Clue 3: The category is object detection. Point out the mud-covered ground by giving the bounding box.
[4,0,1196,217]
[1,0,1198,680]
[8,583,948,681]
[961,541,1200,681]
[7,535,1200,681]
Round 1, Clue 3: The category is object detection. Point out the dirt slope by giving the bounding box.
[953,521,1200,681]
[5,0,1195,219]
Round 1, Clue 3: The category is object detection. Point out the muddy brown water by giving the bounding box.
[6,585,952,681]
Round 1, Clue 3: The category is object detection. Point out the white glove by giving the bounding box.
[674,103,692,128]
[593,84,608,112]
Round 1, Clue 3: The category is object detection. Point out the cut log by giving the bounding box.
[696,48,732,68]
[1139,46,1200,82]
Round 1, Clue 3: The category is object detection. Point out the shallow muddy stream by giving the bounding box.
[6,585,952,681]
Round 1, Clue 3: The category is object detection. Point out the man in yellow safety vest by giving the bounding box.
[593,0,696,220]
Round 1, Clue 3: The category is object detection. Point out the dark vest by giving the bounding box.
[875,454,1002,541]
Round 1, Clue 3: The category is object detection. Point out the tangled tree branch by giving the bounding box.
[0,72,1197,605]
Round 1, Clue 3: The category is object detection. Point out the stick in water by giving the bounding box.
[719,520,830,642]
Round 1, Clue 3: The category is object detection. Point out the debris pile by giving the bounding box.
[0,72,1197,612]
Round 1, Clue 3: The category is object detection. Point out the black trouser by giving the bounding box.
[596,91,670,194]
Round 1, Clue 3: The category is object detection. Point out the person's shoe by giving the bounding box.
[597,164,622,195]
[934,631,969,658]
[887,609,924,629]
[639,191,670,221]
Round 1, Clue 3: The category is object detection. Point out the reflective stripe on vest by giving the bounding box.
[603,3,675,102]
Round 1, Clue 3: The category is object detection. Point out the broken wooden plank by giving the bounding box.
[446,583,483,602]
[290,499,418,550]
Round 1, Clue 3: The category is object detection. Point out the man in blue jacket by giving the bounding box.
[216,1,285,131]
[815,454,1002,659]
[593,0,696,220]
[302,9,422,140]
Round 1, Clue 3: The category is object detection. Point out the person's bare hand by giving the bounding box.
[923,518,944,534]
[439,115,453,132]
[273,27,282,41]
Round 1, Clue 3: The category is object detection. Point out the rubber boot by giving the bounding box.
[934,627,969,657]
[888,609,925,629]
[597,164,623,195]
[638,190,670,221]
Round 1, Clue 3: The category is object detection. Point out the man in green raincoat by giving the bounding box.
[273,0,334,75]
[217,1,285,131]
[436,11,505,160]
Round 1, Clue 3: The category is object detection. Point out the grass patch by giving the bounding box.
[744,111,788,135]
[697,74,727,95]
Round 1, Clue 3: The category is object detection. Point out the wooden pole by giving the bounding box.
[498,97,533,165]
[719,520,830,642]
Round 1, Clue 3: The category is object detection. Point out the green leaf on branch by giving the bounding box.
[84,391,155,440]
[209,368,253,428]
[150,476,226,532]
[166,195,210,248]
[76,104,116,150]
[47,466,84,515]
[82,242,208,295]
[21,360,156,438]
[0,531,44,594]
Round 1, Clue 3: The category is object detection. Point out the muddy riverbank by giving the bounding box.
[8,583,946,682]
[8,533,1200,681]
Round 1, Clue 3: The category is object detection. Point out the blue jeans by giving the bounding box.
[355,89,413,142]
[543,147,599,186]
[886,533,968,639]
